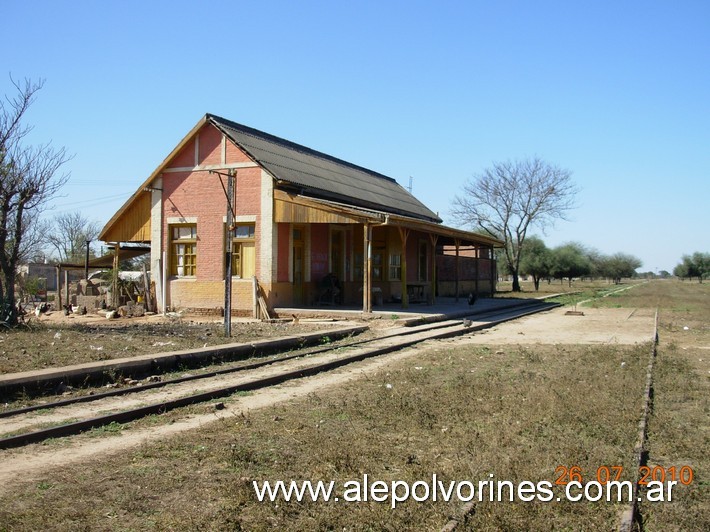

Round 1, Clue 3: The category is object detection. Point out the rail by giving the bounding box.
[0,302,558,450]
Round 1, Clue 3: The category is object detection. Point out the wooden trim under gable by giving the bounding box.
[100,190,151,243]
[274,189,369,224]
[162,162,259,173]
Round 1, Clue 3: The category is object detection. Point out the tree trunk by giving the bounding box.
[1,269,17,326]
[533,276,540,291]
[512,272,521,292]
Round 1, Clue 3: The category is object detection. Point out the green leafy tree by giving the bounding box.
[584,247,605,280]
[673,261,689,279]
[519,236,552,291]
[598,252,642,284]
[551,242,591,287]
[675,252,709,283]
[451,157,578,292]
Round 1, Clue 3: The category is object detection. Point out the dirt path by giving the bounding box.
[454,306,656,345]
[0,306,656,490]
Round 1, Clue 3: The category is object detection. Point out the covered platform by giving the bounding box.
[274,295,546,326]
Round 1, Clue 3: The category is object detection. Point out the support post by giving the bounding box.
[252,276,259,319]
[56,265,61,310]
[84,240,90,281]
[363,224,372,313]
[475,247,480,296]
[142,262,152,312]
[398,227,410,309]
[454,239,460,302]
[489,246,496,295]
[64,269,69,307]
[112,243,120,308]
[161,251,167,315]
[429,234,439,305]
[224,170,235,337]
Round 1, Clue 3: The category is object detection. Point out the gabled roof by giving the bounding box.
[207,114,442,223]
[101,114,498,244]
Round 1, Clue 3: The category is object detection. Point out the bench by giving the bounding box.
[407,283,426,303]
[318,273,341,305]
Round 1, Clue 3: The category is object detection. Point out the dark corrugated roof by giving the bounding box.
[207,114,442,223]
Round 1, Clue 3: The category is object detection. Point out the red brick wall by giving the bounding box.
[197,125,223,166]
[226,136,253,163]
[162,170,226,281]
[170,138,196,167]
[161,123,268,311]
[233,167,262,217]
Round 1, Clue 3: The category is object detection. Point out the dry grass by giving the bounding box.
[0,320,332,375]
[496,278,645,305]
[633,281,710,531]
[0,345,648,529]
[0,280,706,530]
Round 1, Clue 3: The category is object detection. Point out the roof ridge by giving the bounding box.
[206,113,399,185]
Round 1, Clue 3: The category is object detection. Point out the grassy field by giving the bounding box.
[628,281,709,530]
[0,280,707,530]
[495,277,647,305]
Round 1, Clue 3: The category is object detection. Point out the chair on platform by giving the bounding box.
[318,273,341,305]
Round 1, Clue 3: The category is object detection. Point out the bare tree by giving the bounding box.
[0,77,70,325]
[19,217,51,263]
[451,157,577,291]
[46,211,101,263]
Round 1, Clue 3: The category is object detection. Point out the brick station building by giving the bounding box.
[99,114,501,315]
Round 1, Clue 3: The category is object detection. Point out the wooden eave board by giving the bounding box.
[274,189,369,224]
[99,190,151,243]
[274,190,501,248]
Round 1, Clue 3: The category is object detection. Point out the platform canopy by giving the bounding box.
[57,244,150,270]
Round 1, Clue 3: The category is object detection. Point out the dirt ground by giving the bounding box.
[0,310,355,375]
[458,306,657,345]
[0,305,655,492]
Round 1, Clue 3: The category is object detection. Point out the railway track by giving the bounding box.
[0,301,557,450]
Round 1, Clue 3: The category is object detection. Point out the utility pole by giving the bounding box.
[224,170,235,337]
[84,240,91,280]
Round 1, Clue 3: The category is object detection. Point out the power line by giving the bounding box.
[51,192,132,209]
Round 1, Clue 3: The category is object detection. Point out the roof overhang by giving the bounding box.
[58,244,151,270]
[275,190,503,248]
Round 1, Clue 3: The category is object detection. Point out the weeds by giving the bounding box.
[87,421,124,436]
[0,320,337,375]
[0,280,707,530]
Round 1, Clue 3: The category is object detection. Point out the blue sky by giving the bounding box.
[4,0,708,273]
